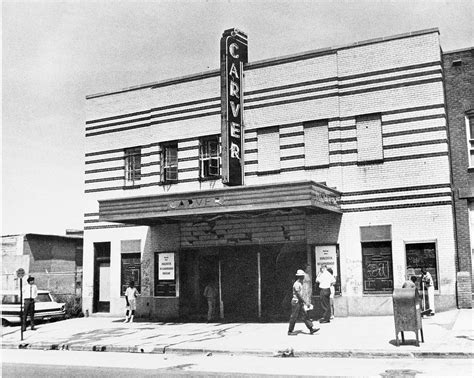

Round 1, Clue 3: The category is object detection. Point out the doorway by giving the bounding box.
[220,246,258,320]
[93,242,111,313]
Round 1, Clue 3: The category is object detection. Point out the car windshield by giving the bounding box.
[2,294,20,304]
[36,293,52,302]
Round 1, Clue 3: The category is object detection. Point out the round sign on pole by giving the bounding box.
[16,268,25,279]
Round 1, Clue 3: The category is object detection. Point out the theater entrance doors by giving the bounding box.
[180,243,307,322]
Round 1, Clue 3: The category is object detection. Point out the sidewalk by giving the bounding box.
[2,309,472,359]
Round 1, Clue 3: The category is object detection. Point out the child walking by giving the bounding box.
[124,281,140,323]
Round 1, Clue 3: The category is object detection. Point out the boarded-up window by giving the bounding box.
[304,120,329,167]
[362,241,393,294]
[257,127,280,173]
[356,114,383,163]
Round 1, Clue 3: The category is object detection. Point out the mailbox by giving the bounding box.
[392,288,424,347]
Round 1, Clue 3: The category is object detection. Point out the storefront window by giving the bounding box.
[362,241,393,293]
[405,242,438,290]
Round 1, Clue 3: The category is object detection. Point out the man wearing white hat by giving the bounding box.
[287,269,320,335]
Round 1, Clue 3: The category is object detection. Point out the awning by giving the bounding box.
[98,180,341,225]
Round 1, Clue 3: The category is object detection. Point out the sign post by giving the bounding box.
[16,268,25,341]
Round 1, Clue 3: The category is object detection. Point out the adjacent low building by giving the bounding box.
[2,232,83,300]
[83,28,458,320]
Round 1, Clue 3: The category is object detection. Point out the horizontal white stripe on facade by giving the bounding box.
[179,140,199,149]
[178,160,199,170]
[179,149,199,160]
[381,107,445,122]
[244,141,257,150]
[382,118,446,135]
[340,195,452,210]
[342,186,452,202]
[329,141,357,153]
[86,111,150,128]
[280,137,304,148]
[280,146,304,158]
[85,169,124,182]
[245,87,338,109]
[244,80,338,102]
[383,130,447,147]
[340,64,441,86]
[383,143,447,158]
[280,158,305,170]
[279,125,303,135]
[338,72,442,95]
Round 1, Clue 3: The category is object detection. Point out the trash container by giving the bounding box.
[392,288,424,347]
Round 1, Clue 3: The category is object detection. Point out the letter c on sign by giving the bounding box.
[229,43,239,58]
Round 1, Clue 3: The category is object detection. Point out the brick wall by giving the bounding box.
[444,48,474,299]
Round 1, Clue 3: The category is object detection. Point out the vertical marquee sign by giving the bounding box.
[220,28,248,186]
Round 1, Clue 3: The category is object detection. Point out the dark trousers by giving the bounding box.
[320,288,331,321]
[23,299,35,330]
[288,301,313,332]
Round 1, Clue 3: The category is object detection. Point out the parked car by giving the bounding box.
[1,290,66,326]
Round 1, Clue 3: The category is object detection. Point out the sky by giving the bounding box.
[1,0,473,236]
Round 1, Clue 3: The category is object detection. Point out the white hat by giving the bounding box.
[295,269,305,276]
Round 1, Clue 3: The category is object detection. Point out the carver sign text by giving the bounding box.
[220,28,248,186]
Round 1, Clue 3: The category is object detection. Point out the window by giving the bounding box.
[124,147,141,186]
[304,120,329,167]
[200,136,220,179]
[467,113,474,167]
[161,142,178,183]
[356,114,383,163]
[362,242,394,293]
[405,242,438,290]
[257,127,280,173]
[121,240,141,295]
[360,225,393,294]
[36,293,53,302]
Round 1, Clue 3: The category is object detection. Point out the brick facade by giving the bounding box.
[443,47,474,306]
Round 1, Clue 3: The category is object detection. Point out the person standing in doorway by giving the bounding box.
[22,276,38,331]
[288,270,319,335]
[316,264,335,323]
[124,281,139,323]
[421,268,435,315]
[203,280,218,323]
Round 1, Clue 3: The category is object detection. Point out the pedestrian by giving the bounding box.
[421,268,435,315]
[288,269,319,335]
[123,281,139,323]
[22,276,38,331]
[402,275,418,289]
[203,280,218,323]
[316,264,335,323]
[327,267,335,319]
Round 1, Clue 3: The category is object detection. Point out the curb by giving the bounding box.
[3,342,473,359]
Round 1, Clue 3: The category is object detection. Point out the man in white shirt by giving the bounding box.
[421,268,435,315]
[22,276,38,331]
[316,265,335,323]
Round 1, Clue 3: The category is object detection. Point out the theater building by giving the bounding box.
[83,28,457,319]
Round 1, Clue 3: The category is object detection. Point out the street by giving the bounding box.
[2,350,473,377]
